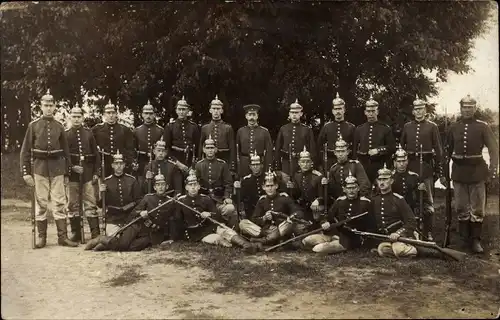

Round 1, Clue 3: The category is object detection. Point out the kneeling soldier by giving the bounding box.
[239,170,306,246]
[85,170,177,251]
[178,171,261,253]
[302,172,376,254]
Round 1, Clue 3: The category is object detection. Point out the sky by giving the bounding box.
[430,7,499,116]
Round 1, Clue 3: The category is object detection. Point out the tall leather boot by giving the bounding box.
[55,219,78,247]
[85,235,107,250]
[470,222,484,253]
[87,217,101,239]
[422,214,434,241]
[35,220,48,249]
[230,235,262,253]
[68,217,81,242]
[250,228,281,246]
[457,220,470,250]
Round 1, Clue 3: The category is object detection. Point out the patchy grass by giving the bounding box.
[1,152,30,200]
[103,264,147,287]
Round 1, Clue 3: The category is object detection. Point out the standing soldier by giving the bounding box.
[65,106,101,241]
[198,95,236,175]
[92,99,135,177]
[164,96,200,170]
[20,89,77,248]
[317,93,356,170]
[400,95,445,220]
[133,100,164,191]
[275,99,316,178]
[446,94,498,253]
[353,95,396,185]
[235,104,273,177]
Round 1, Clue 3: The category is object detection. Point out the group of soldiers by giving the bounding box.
[20,89,498,258]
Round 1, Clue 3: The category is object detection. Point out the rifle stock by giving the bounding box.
[235,143,241,224]
[98,146,106,235]
[30,149,36,249]
[148,146,153,194]
[323,143,328,217]
[442,109,453,248]
[418,144,424,237]
[78,155,86,244]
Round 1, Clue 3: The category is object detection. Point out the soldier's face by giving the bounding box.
[343,184,359,199]
[176,106,189,119]
[412,106,426,120]
[209,106,223,119]
[71,114,84,127]
[394,158,408,172]
[376,176,393,192]
[154,148,166,160]
[112,161,125,175]
[154,181,167,194]
[185,182,200,196]
[41,101,56,116]
[461,104,476,119]
[263,182,278,196]
[204,145,217,158]
[289,110,302,123]
[142,111,155,124]
[334,149,349,163]
[364,107,378,122]
[245,111,259,125]
[332,105,345,120]
[250,163,263,175]
[104,111,118,124]
[298,158,313,171]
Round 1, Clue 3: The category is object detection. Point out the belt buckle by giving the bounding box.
[80,155,85,161]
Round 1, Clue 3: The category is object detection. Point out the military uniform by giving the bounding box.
[65,107,101,240]
[236,125,273,177]
[144,159,183,196]
[20,90,77,248]
[328,160,371,199]
[289,167,324,222]
[446,95,499,253]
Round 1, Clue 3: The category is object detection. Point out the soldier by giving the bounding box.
[143,138,183,196]
[20,89,77,248]
[302,172,375,254]
[85,170,177,251]
[198,95,236,175]
[235,104,273,177]
[400,95,445,218]
[317,93,356,170]
[392,146,433,240]
[287,147,324,223]
[177,171,262,253]
[98,150,142,236]
[195,135,237,227]
[275,99,316,178]
[65,106,101,241]
[326,136,371,200]
[133,100,164,191]
[163,96,200,170]
[353,95,396,184]
[239,170,307,246]
[92,100,135,177]
[446,94,498,253]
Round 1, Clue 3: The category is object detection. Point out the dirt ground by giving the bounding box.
[1,198,500,319]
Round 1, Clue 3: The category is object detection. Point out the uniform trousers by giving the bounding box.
[201,226,238,247]
[453,181,486,222]
[34,174,66,221]
[66,181,98,218]
[302,233,346,254]
[239,219,308,238]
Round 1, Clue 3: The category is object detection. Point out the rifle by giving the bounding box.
[235,143,241,224]
[288,143,293,194]
[78,153,86,244]
[270,211,313,226]
[265,212,368,252]
[323,142,329,219]
[30,149,36,249]
[98,146,106,235]
[418,144,424,237]
[443,107,453,248]
[147,146,153,194]
[350,229,466,261]
[191,143,197,167]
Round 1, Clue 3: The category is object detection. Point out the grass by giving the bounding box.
[1,152,31,200]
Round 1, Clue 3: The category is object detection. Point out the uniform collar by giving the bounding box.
[42,115,54,120]
[267,193,279,199]
[461,118,476,124]
[114,173,124,178]
[143,122,155,127]
[211,119,223,124]
[414,118,426,124]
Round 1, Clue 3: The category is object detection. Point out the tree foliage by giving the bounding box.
[1,1,494,151]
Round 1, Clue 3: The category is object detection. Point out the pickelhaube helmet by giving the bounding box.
[41,89,54,103]
[210,94,223,107]
[112,150,124,163]
[250,150,261,165]
[332,92,345,106]
[177,95,190,109]
[344,170,358,186]
[243,104,261,113]
[334,135,348,151]
[299,146,311,160]
[289,98,303,111]
[154,168,165,183]
[377,163,392,179]
[104,99,116,113]
[185,169,198,184]
[393,145,408,160]
[142,100,154,113]
[459,94,477,107]
[155,136,166,150]
[204,134,216,148]
[413,94,426,107]
[365,94,379,108]
[264,169,277,184]
[70,103,83,116]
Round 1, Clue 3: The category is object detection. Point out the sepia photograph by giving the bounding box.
[1,1,499,319]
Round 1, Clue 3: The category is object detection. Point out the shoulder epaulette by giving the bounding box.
[360,196,371,202]
[92,123,104,129]
[216,158,227,164]
[155,124,163,130]
[393,192,404,199]
[408,171,419,176]
[29,118,42,125]
[178,195,187,200]
[196,159,205,164]
[379,122,390,128]
[65,127,71,132]
[187,120,197,125]
[337,195,347,200]
[243,174,252,180]
[145,193,155,196]
[301,123,312,128]
[346,121,355,126]
[324,120,332,126]
[427,120,438,126]
[259,195,267,200]
[259,125,269,131]
[125,173,137,180]
[104,175,113,180]
[476,119,488,125]
[279,192,289,197]
[312,170,322,176]
[349,159,360,164]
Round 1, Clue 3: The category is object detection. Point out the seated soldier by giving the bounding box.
[177,171,262,253]
[143,137,183,196]
[302,171,376,254]
[195,135,237,227]
[98,150,142,236]
[391,146,433,240]
[85,170,177,251]
[239,169,307,247]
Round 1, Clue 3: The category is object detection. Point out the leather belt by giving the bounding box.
[137,150,151,155]
[240,153,264,157]
[452,154,483,159]
[217,148,230,152]
[407,151,434,155]
[171,145,188,152]
[98,150,112,156]
[33,148,63,154]
[280,150,299,157]
[32,149,64,158]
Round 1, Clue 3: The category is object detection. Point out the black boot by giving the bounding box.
[231,235,262,253]
[35,220,48,249]
[456,221,470,250]
[422,214,434,241]
[250,228,281,246]
[87,217,101,239]
[55,219,78,247]
[470,222,484,254]
[85,235,105,250]
[68,217,81,242]
[417,246,445,260]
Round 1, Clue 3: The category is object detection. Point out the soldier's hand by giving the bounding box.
[233,181,241,189]
[132,162,139,171]
[321,221,331,231]
[263,211,273,221]
[99,183,107,192]
[286,181,294,189]
[368,148,379,156]
[417,183,426,191]
[139,210,149,218]
[200,211,212,219]
[310,199,320,211]
[224,198,233,205]
[145,171,153,179]
[439,177,447,187]
[92,175,99,184]
[321,177,328,185]
[389,232,400,242]
[72,165,84,174]
[23,175,35,187]
[176,161,189,173]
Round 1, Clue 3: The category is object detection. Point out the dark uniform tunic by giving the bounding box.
[92,122,135,176]
[20,116,71,177]
[290,169,324,221]
[177,194,220,242]
[274,122,316,175]
[133,123,164,177]
[400,119,444,180]
[164,118,200,166]
[65,126,100,183]
[199,120,235,171]
[251,194,303,229]
[392,170,431,216]
[240,173,288,217]
[101,173,142,225]
[326,195,376,248]
[371,191,417,237]
[353,121,396,183]
[327,160,371,200]
[143,159,183,196]
[235,125,273,177]
[317,120,356,170]
[195,158,233,202]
